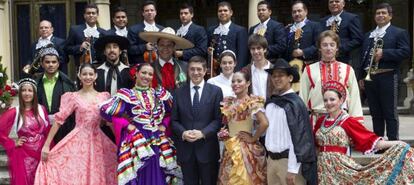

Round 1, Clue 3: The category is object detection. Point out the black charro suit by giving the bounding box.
[358,24,411,140]
[249,18,287,61]
[321,11,363,63]
[285,19,322,62]
[177,23,208,61]
[208,22,248,70]
[127,22,164,64]
[65,24,106,66]
[171,81,223,185]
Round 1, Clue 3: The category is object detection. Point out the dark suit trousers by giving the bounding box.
[181,153,219,185]
[365,71,399,140]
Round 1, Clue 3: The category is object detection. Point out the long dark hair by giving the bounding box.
[18,83,40,125]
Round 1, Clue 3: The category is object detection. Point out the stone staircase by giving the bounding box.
[0,146,9,185]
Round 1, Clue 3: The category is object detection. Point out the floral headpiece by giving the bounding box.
[322,80,346,100]
[18,78,37,91]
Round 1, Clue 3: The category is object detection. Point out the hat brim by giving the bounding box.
[265,67,300,83]
[139,31,194,50]
[94,35,130,51]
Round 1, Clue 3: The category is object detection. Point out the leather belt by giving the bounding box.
[319,146,347,154]
[268,149,289,160]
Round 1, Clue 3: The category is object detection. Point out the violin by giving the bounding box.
[143,50,157,63]
[206,39,219,79]
[80,37,92,64]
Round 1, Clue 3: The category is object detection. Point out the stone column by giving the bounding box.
[94,0,111,29]
[403,3,414,114]
[248,0,260,28]
[0,0,12,79]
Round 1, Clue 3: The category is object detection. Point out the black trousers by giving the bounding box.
[365,72,399,140]
[181,154,219,185]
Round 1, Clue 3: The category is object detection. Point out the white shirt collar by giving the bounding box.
[280,89,295,96]
[144,20,159,32]
[260,18,271,26]
[86,23,97,30]
[326,11,343,27]
[220,21,232,29]
[36,34,53,49]
[84,24,100,38]
[190,80,205,90]
[115,26,128,37]
[369,22,391,40]
[252,61,271,71]
[176,21,192,37]
[159,58,174,67]
[39,34,53,41]
[290,18,307,33]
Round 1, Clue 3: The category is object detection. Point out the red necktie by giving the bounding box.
[161,63,175,90]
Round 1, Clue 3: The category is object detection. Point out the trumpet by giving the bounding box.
[23,43,54,75]
[365,38,384,81]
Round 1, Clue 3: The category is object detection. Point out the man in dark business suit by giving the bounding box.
[25,20,68,74]
[358,3,411,141]
[249,0,286,61]
[171,56,223,185]
[207,1,248,70]
[127,0,164,64]
[65,3,106,66]
[175,4,207,62]
[285,1,321,63]
[106,6,128,37]
[320,0,363,64]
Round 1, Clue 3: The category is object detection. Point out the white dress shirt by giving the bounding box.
[326,11,343,27]
[36,34,53,49]
[190,80,205,104]
[213,21,231,36]
[369,22,391,40]
[207,73,235,98]
[84,24,100,38]
[251,61,271,99]
[290,18,308,33]
[144,21,159,32]
[159,58,174,67]
[176,22,192,37]
[97,62,129,95]
[253,18,270,34]
[265,89,301,174]
[115,26,128,37]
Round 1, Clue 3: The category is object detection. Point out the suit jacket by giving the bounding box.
[153,58,188,92]
[35,71,76,143]
[321,11,363,62]
[285,19,322,62]
[208,22,248,70]
[65,24,106,66]
[171,82,223,163]
[29,36,67,65]
[127,22,164,64]
[249,18,287,61]
[177,23,208,61]
[358,25,411,80]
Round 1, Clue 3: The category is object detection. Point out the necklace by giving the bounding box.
[320,112,344,134]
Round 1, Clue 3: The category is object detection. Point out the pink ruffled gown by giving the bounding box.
[34,92,117,185]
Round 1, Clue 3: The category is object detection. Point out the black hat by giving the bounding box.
[265,58,300,83]
[94,35,130,52]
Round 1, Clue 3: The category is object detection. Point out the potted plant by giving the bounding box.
[0,56,17,114]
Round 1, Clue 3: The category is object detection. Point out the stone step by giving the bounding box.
[363,106,411,115]
[0,155,7,169]
[0,170,9,185]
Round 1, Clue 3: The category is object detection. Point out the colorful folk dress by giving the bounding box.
[314,113,414,184]
[0,106,50,185]
[34,92,117,185]
[100,86,182,185]
[218,96,267,185]
[300,61,363,124]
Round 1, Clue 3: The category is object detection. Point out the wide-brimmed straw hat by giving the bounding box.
[94,35,130,52]
[139,27,194,49]
[265,58,300,83]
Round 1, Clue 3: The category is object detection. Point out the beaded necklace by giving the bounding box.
[320,111,344,134]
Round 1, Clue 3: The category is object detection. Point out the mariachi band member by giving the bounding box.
[128,0,164,64]
[175,3,208,62]
[208,1,248,70]
[249,0,286,61]
[106,6,129,37]
[65,4,106,66]
[358,3,411,141]
[320,0,363,64]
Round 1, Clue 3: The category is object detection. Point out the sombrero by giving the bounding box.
[265,58,300,83]
[94,35,130,52]
[139,27,194,49]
